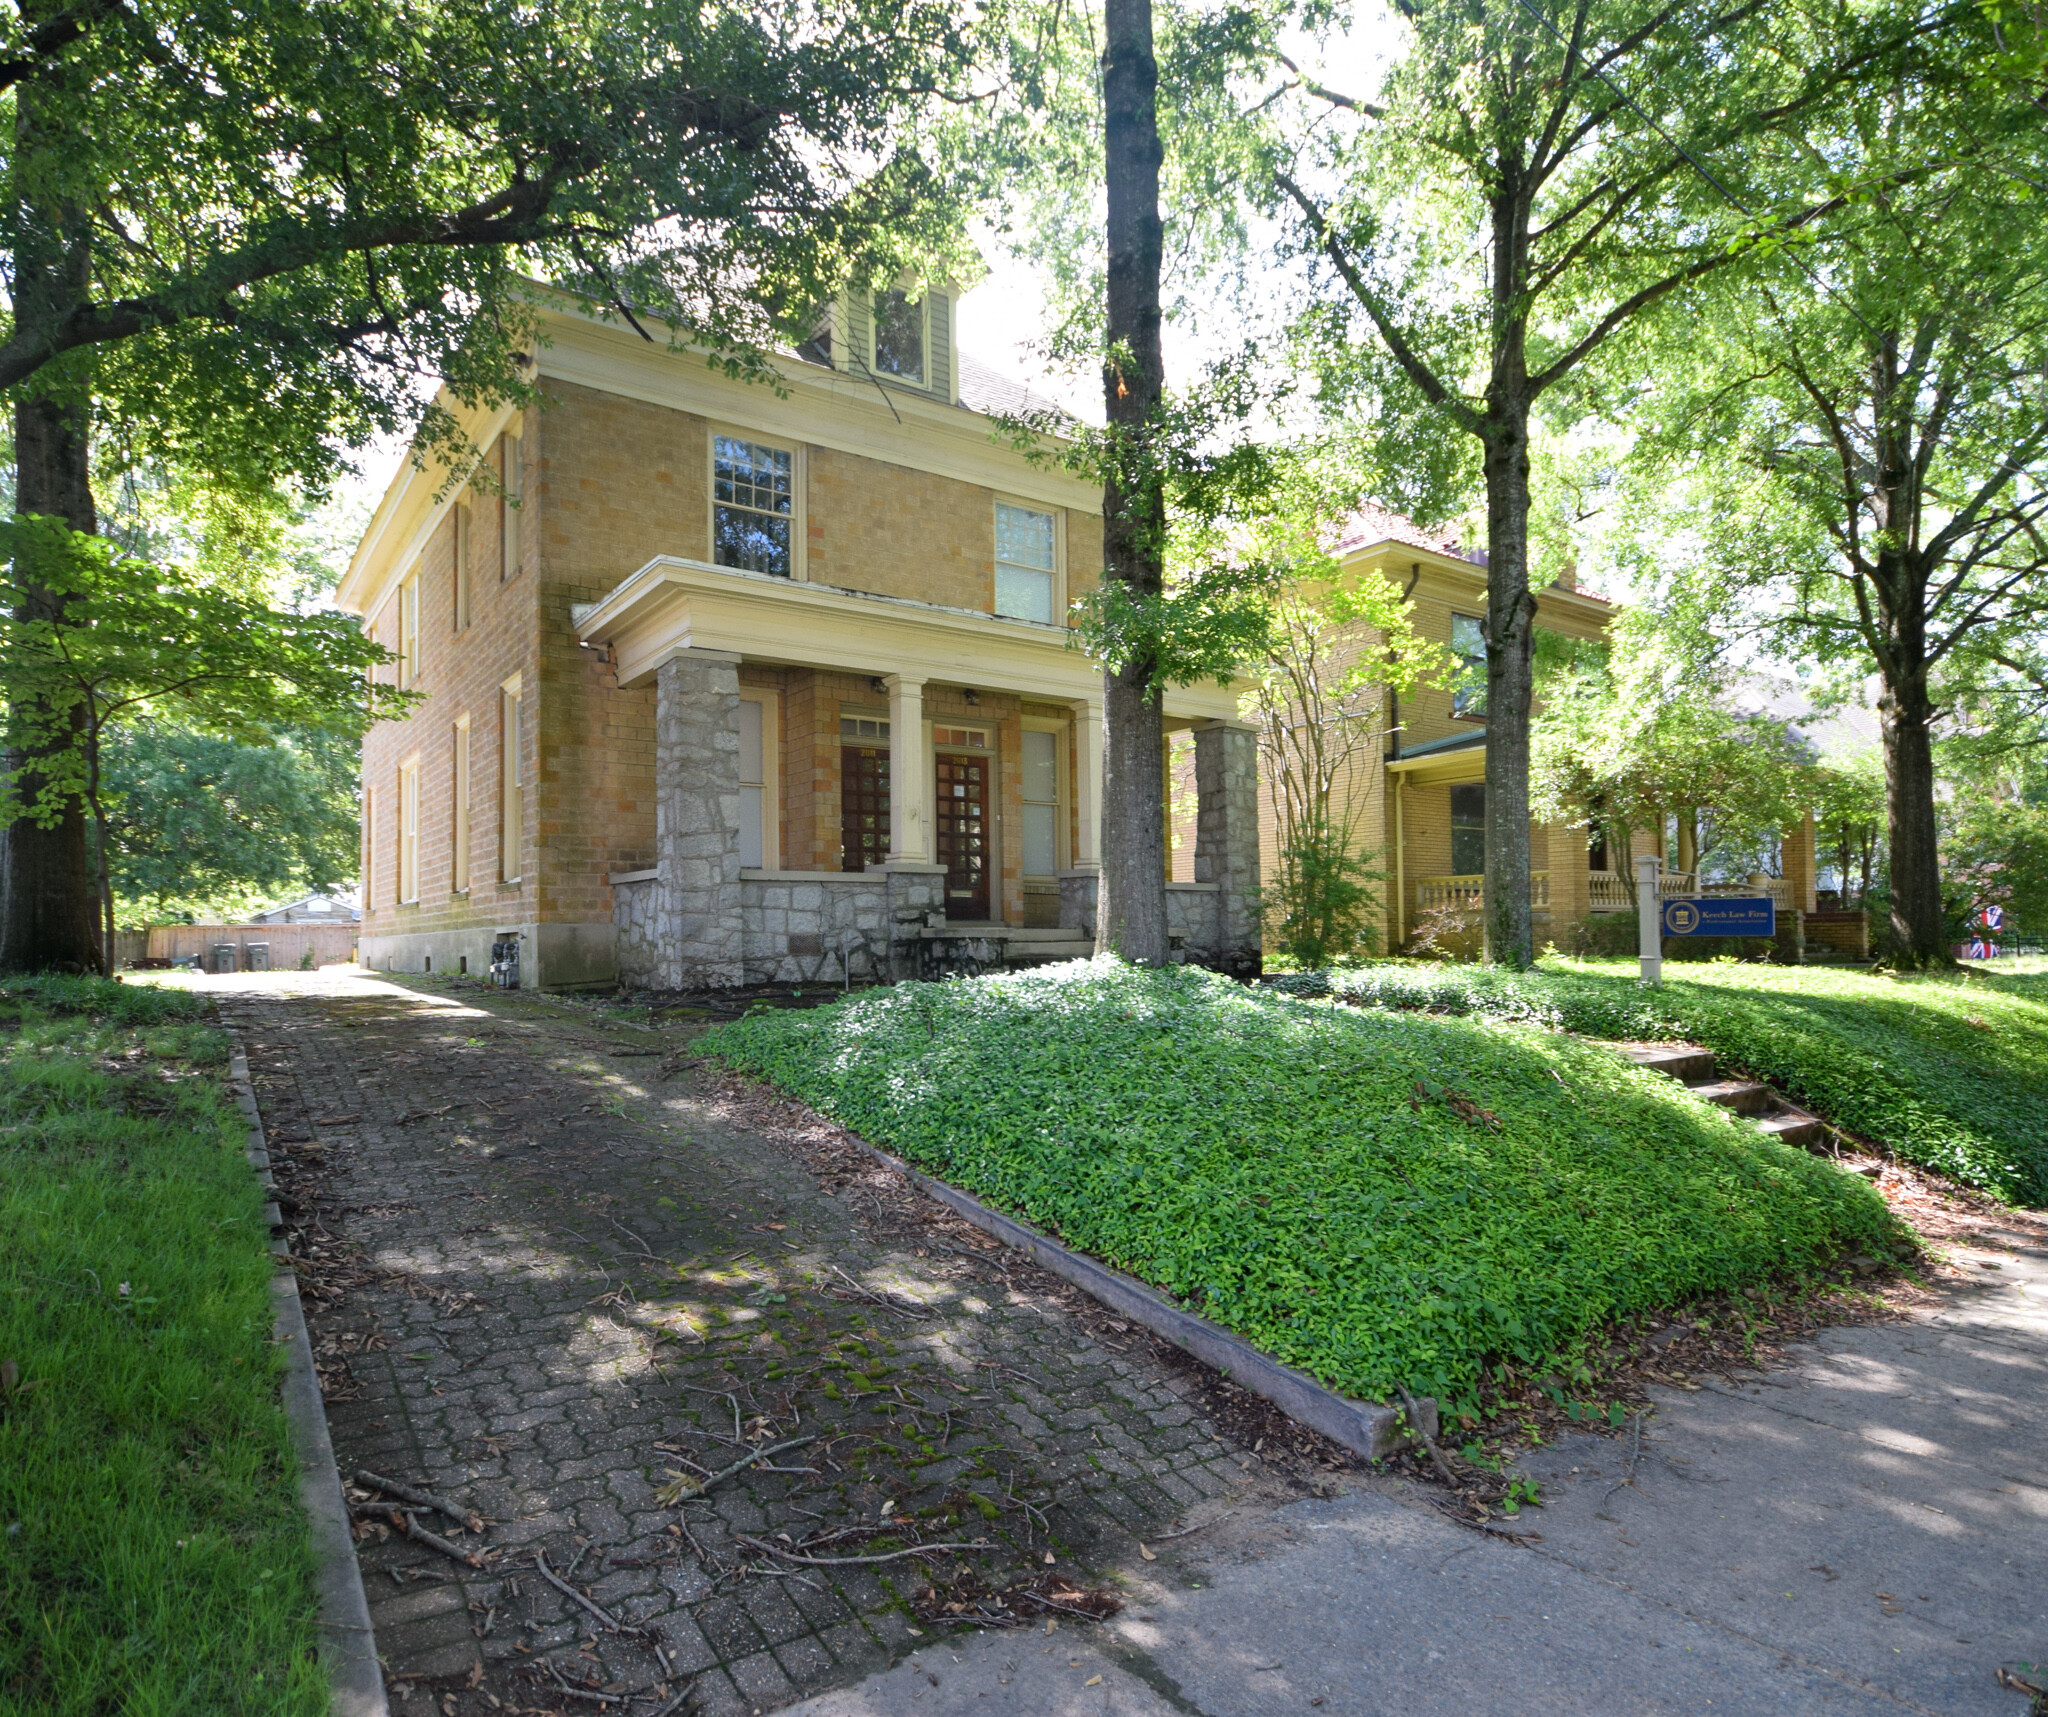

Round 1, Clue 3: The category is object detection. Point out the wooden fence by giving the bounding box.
[136,923,357,971]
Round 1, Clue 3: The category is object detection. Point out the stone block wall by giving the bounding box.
[739,874,890,985]
[655,651,744,988]
[1193,724,1262,979]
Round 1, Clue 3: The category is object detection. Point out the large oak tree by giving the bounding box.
[1263,0,1924,964]
[1,0,980,969]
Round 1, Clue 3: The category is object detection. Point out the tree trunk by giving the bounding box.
[1879,666,1947,966]
[1,33,103,975]
[1094,0,1169,966]
[1479,409,1537,968]
[0,392,102,974]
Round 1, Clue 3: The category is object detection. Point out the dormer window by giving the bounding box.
[872,289,926,386]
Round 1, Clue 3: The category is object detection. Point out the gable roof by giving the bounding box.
[1333,503,1478,562]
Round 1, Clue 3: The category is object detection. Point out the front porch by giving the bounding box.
[581,556,1263,989]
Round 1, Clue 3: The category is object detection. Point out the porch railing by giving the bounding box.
[1587,870,1795,912]
[1414,873,1550,912]
[1418,870,1797,915]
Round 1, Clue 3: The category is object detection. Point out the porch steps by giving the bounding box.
[1000,928,1095,968]
[1619,1044,1828,1150]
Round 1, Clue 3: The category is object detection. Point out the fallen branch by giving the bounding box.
[544,1660,624,1705]
[356,1506,482,1568]
[735,1533,989,1568]
[534,1549,641,1636]
[357,1469,485,1534]
[1145,1509,1236,1543]
[830,1262,931,1320]
[654,1435,818,1505]
[1395,1384,1459,1489]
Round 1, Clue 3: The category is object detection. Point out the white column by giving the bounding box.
[1068,695,1102,870]
[885,674,930,864]
[1636,852,1663,987]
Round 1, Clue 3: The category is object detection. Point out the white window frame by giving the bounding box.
[993,496,1064,624]
[735,688,780,870]
[452,713,471,893]
[1019,717,1067,878]
[870,287,929,388]
[398,754,421,904]
[706,423,806,581]
[1450,612,1488,718]
[499,674,524,885]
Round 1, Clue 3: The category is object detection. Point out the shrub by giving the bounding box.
[702,961,1900,1411]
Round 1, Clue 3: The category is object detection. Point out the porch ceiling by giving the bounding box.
[574,554,1249,724]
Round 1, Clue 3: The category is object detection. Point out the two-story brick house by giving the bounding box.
[340,288,1260,990]
[1228,506,1818,954]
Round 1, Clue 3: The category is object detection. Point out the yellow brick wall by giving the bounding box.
[358,374,1104,956]
[359,429,545,954]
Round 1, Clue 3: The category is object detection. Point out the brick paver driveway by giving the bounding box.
[204,969,1308,1716]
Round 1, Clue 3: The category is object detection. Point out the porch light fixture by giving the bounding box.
[962,687,980,706]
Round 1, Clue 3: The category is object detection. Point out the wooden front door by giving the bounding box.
[840,745,890,872]
[935,752,991,919]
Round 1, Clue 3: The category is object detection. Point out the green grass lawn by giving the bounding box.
[0,976,324,1717]
[701,962,1900,1413]
[1278,958,2048,1206]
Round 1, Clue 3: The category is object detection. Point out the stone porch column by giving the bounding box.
[655,649,744,988]
[1193,722,1262,980]
[884,674,930,864]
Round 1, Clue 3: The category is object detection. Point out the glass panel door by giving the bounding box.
[935,752,990,919]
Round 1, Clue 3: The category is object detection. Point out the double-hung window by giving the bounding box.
[1021,729,1060,876]
[399,573,420,689]
[398,757,421,903]
[735,693,777,869]
[1450,613,1488,717]
[500,677,523,884]
[452,503,471,632]
[452,715,471,892]
[872,289,926,384]
[1451,783,1486,875]
[712,436,794,577]
[499,432,523,583]
[995,502,1057,623]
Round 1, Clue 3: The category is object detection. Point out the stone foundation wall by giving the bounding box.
[740,874,889,985]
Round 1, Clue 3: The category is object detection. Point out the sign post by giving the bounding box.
[1636,853,1662,986]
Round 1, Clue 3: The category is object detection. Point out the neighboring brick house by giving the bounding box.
[339,289,1260,990]
[1213,505,1819,954]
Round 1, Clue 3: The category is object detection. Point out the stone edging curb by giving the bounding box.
[843,1134,1436,1460]
[228,1044,390,1717]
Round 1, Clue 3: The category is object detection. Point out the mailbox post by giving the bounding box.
[1636,853,1663,987]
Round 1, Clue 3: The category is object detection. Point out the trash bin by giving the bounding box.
[245,943,270,972]
[212,943,238,973]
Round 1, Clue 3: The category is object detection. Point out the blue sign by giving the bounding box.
[1661,896,1776,938]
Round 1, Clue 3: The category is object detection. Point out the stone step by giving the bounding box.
[1620,1044,1718,1084]
[1689,1078,1773,1116]
[1756,1110,1826,1148]
[1006,941,1093,967]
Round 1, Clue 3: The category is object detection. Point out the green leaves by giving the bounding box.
[0,516,405,834]
[1286,958,2048,1204]
[698,961,1898,1411]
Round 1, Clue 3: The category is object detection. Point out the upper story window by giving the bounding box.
[1450,613,1487,717]
[713,435,794,577]
[872,290,926,385]
[398,572,420,689]
[995,502,1056,623]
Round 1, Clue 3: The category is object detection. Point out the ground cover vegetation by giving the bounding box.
[1279,959,2048,1206]
[699,962,1899,1414]
[0,975,322,1715]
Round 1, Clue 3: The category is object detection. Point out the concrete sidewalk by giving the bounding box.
[789,1234,2048,1717]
